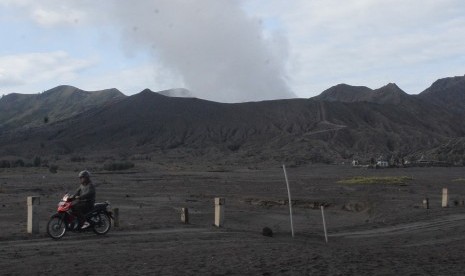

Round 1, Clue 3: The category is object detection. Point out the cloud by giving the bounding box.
[0,51,94,92]
[251,0,465,95]
[31,7,86,27]
[0,0,104,26]
[108,0,294,102]
[0,0,294,102]
[1,0,464,99]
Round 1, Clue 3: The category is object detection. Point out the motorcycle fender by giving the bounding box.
[50,212,65,219]
[93,210,113,219]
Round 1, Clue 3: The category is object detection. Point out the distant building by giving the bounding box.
[376,160,389,168]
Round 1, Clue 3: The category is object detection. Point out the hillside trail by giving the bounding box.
[318,100,327,122]
[303,101,347,136]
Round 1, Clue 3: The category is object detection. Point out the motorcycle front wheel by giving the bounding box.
[47,214,67,239]
[92,212,111,235]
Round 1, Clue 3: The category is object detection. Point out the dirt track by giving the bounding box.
[1,164,465,275]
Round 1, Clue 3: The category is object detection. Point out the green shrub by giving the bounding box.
[70,156,86,162]
[0,160,10,168]
[103,161,135,171]
[33,156,41,167]
[49,165,58,173]
[338,176,413,185]
[12,159,25,167]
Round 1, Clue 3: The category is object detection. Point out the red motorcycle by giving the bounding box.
[47,194,113,239]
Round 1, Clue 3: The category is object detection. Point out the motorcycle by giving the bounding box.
[47,193,113,239]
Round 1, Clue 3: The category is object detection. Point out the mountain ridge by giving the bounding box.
[0,85,126,130]
[1,75,464,165]
[315,82,411,105]
[418,75,465,114]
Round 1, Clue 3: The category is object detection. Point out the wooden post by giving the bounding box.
[442,188,448,208]
[27,196,40,234]
[423,198,429,209]
[214,197,225,227]
[181,208,189,224]
[112,208,120,227]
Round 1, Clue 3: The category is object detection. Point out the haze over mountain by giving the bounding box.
[0,75,464,165]
[158,88,194,98]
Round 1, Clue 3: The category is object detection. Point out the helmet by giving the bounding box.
[78,170,91,178]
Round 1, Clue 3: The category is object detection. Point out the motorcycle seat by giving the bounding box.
[94,202,108,208]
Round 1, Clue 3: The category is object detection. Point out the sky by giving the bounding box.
[0,0,464,102]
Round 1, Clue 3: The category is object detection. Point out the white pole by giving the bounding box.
[321,205,328,243]
[282,164,294,238]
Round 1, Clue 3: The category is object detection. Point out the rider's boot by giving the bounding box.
[81,221,90,229]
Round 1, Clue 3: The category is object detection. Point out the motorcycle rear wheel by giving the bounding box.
[92,212,111,235]
[47,215,66,239]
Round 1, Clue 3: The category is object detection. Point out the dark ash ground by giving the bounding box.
[1,163,465,275]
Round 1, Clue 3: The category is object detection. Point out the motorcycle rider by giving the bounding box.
[71,170,96,229]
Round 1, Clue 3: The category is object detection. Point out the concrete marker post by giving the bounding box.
[113,208,120,227]
[181,208,189,224]
[214,197,225,227]
[27,196,40,234]
[442,188,449,208]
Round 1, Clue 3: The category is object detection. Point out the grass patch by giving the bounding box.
[338,176,413,185]
[452,178,465,183]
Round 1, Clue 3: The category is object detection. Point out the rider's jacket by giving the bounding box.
[74,182,96,206]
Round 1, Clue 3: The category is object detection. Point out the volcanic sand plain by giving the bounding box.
[1,162,465,275]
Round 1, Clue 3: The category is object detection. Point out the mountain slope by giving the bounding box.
[1,74,465,165]
[418,75,465,114]
[0,85,125,130]
[1,87,464,165]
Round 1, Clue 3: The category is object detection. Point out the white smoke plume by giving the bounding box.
[2,0,294,102]
[110,1,294,102]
